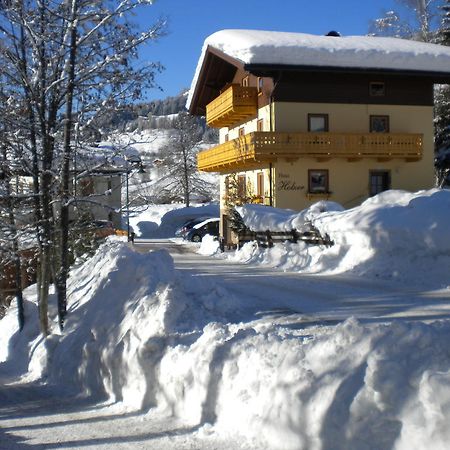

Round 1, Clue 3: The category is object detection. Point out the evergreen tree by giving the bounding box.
[440,0,450,43]
[441,0,450,42]
[434,0,450,186]
[371,1,450,186]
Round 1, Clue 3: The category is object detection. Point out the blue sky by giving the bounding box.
[138,0,399,101]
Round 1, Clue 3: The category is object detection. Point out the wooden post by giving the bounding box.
[266,230,273,248]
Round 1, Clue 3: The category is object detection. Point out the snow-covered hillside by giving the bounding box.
[110,128,174,158]
[2,189,450,449]
[104,124,219,204]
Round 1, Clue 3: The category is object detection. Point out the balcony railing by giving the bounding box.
[206,85,258,128]
[197,131,423,172]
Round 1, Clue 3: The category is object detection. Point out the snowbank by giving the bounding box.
[127,203,220,238]
[145,203,219,238]
[2,235,450,449]
[236,201,344,231]
[198,234,221,255]
[231,189,450,289]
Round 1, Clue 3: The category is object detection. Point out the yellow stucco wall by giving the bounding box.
[270,102,435,210]
[273,102,433,135]
[272,157,433,210]
[218,101,435,231]
[220,104,272,142]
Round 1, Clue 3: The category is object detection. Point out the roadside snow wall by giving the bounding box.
[2,238,450,450]
[234,189,450,289]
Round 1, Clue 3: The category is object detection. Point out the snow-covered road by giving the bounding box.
[2,238,450,450]
[0,381,249,449]
[136,239,450,325]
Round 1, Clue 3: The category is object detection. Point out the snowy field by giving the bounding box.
[2,189,450,450]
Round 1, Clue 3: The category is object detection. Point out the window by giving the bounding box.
[308,114,329,132]
[205,221,219,234]
[257,119,264,131]
[370,115,390,133]
[257,77,264,93]
[224,134,229,142]
[242,76,249,87]
[369,170,390,196]
[257,172,264,198]
[369,82,385,97]
[239,127,245,137]
[308,169,329,193]
[79,178,94,196]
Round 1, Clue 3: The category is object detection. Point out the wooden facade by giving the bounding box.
[269,71,435,106]
[198,132,423,172]
[206,85,258,127]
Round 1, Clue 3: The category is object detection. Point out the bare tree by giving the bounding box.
[370,0,443,41]
[159,112,210,207]
[0,0,166,335]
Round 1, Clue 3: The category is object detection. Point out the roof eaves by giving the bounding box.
[245,63,450,82]
[188,45,242,115]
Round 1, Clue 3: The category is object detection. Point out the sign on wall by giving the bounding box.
[277,172,305,191]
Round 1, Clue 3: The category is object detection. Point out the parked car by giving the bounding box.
[175,217,212,238]
[184,218,220,242]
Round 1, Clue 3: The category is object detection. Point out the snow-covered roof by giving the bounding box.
[187,29,450,110]
[207,29,450,70]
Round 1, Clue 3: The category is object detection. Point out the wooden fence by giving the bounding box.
[219,224,334,251]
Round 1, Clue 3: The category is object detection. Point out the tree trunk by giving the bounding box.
[36,0,51,336]
[182,147,190,207]
[18,19,44,310]
[56,0,78,331]
[1,144,25,331]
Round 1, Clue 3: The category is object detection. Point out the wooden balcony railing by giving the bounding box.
[206,85,258,128]
[197,131,423,172]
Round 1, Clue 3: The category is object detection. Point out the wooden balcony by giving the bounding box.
[206,85,258,128]
[197,132,423,172]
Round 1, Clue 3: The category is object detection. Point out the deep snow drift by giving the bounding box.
[130,202,219,238]
[2,189,450,449]
[229,189,450,289]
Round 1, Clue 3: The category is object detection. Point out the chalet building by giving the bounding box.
[187,29,450,244]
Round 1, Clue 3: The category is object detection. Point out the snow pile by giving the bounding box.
[198,234,221,255]
[2,236,450,449]
[128,202,182,237]
[0,299,40,379]
[146,203,219,238]
[208,319,450,450]
[129,203,219,238]
[232,189,450,288]
[236,201,344,231]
